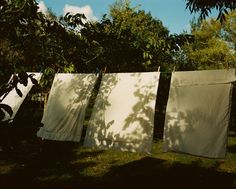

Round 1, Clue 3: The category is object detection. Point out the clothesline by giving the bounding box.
[2,70,236,158]
[40,65,236,75]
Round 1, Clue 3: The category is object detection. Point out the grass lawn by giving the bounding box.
[0,132,236,189]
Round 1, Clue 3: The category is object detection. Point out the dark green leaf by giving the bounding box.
[0,109,5,121]
[0,103,13,117]
[30,77,38,85]
[18,72,28,86]
[15,87,23,97]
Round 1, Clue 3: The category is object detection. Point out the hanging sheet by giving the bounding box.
[1,72,42,121]
[163,69,236,158]
[37,73,98,142]
[84,72,160,153]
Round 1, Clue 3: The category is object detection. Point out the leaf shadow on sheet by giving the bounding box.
[83,73,159,153]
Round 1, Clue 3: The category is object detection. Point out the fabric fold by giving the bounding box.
[37,73,98,142]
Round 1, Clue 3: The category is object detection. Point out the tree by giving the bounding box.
[0,0,195,78]
[0,0,89,89]
[79,0,185,72]
[0,0,39,82]
[223,10,236,51]
[186,0,236,22]
[176,16,236,70]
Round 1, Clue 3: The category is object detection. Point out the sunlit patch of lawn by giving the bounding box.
[0,132,236,188]
[65,134,236,179]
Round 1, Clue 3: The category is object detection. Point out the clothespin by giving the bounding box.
[226,62,229,70]
[103,66,107,74]
[173,66,176,73]
[56,68,60,74]
[157,66,160,72]
[95,67,100,76]
[39,66,44,74]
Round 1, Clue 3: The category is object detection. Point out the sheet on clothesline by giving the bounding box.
[1,72,42,121]
[163,69,236,158]
[37,73,98,142]
[84,72,160,153]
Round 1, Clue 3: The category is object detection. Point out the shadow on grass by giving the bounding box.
[101,157,236,189]
[1,128,236,189]
[0,140,103,189]
[1,147,236,189]
[76,149,105,159]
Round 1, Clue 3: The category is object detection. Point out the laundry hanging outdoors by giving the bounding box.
[84,72,160,153]
[0,72,42,122]
[37,73,98,142]
[163,69,236,158]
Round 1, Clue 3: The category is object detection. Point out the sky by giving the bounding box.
[37,0,210,34]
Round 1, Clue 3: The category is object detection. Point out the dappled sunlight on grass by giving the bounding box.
[0,162,18,175]
[151,137,236,172]
[71,147,144,177]
[0,134,236,188]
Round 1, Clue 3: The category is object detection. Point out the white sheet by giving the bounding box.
[37,73,97,142]
[163,69,236,158]
[84,72,160,153]
[1,72,42,121]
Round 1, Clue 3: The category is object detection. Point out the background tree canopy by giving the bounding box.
[80,1,172,72]
[175,14,236,70]
[0,0,235,87]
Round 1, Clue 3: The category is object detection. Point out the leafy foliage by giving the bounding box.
[79,1,193,72]
[0,104,13,121]
[0,0,195,80]
[186,0,236,22]
[174,14,236,70]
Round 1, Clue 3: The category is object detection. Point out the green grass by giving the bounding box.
[0,135,236,189]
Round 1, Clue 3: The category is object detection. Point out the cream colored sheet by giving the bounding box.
[163,69,236,158]
[37,73,98,142]
[84,72,160,153]
[1,72,42,121]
